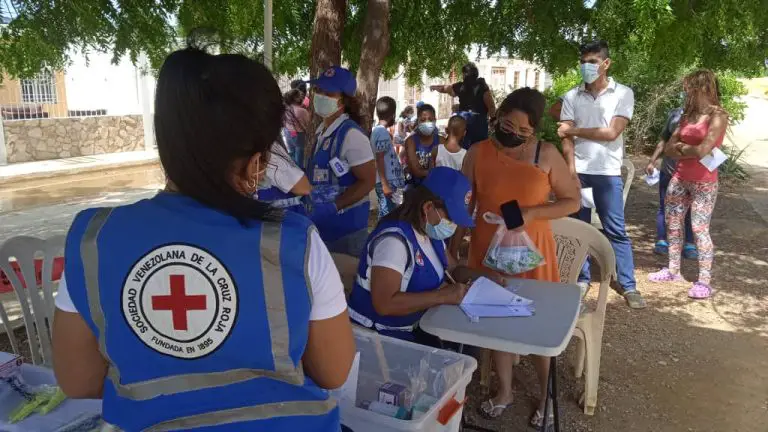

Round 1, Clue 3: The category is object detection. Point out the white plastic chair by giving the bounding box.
[591,158,636,228]
[331,252,360,299]
[0,236,65,367]
[551,218,616,415]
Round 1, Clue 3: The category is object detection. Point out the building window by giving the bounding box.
[513,71,520,89]
[491,67,507,92]
[534,70,541,89]
[21,71,57,104]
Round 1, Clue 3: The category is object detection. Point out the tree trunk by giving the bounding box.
[309,0,346,79]
[355,0,390,134]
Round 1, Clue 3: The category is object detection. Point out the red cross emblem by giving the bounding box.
[152,275,207,331]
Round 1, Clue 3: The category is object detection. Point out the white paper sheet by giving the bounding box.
[460,277,534,321]
[645,168,660,186]
[699,147,728,172]
[580,188,595,209]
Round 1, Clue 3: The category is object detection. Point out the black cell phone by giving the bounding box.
[500,200,524,230]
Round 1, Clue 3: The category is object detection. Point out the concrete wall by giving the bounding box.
[3,115,144,163]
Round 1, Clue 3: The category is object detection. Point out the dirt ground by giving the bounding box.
[2,158,766,432]
[461,157,768,432]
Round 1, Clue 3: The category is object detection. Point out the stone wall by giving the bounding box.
[3,115,144,163]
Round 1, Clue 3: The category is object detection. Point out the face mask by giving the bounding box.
[463,72,478,84]
[495,124,527,148]
[313,94,341,118]
[580,62,601,84]
[425,209,457,240]
[418,122,436,135]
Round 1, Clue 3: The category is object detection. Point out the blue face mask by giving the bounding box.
[313,93,341,118]
[418,122,436,136]
[425,209,457,240]
[580,62,601,84]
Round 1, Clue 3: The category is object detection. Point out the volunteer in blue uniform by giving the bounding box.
[347,167,498,345]
[51,45,356,431]
[306,66,377,257]
[257,141,312,215]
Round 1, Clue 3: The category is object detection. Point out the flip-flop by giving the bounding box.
[479,399,510,419]
[688,282,712,299]
[529,401,555,431]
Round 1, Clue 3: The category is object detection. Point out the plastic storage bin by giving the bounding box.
[339,327,477,432]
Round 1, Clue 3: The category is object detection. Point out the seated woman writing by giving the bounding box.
[347,167,498,346]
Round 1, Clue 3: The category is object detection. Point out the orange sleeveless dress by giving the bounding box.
[468,140,560,283]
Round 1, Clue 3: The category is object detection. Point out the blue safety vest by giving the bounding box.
[307,118,370,244]
[408,133,439,186]
[258,184,307,216]
[64,192,339,431]
[347,220,447,340]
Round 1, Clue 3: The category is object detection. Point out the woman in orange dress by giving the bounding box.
[450,88,579,428]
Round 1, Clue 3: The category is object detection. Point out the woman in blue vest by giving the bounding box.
[306,66,377,257]
[404,103,443,188]
[347,167,496,345]
[257,141,312,215]
[51,45,356,431]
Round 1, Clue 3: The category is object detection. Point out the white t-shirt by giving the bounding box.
[55,230,347,321]
[560,78,634,176]
[436,145,467,171]
[315,113,375,168]
[371,230,445,277]
[262,142,305,193]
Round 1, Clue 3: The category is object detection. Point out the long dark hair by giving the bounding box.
[342,93,363,125]
[154,45,284,222]
[383,186,444,235]
[497,87,546,130]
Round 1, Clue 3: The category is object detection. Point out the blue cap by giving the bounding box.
[308,66,357,97]
[422,167,475,228]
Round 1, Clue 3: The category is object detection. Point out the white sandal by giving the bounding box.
[479,398,509,419]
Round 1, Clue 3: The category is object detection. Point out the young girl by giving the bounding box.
[405,103,442,187]
[649,69,727,299]
[436,115,468,171]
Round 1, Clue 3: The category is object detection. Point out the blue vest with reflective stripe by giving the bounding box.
[258,185,307,216]
[64,192,338,431]
[307,119,370,243]
[347,220,447,337]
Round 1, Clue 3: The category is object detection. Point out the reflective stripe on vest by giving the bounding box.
[145,400,337,432]
[79,209,326,415]
[355,227,415,293]
[270,196,303,209]
[348,306,414,333]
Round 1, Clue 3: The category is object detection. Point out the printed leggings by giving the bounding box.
[665,177,718,284]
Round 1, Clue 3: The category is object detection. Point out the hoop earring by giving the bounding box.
[246,178,257,191]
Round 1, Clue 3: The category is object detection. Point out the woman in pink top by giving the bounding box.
[649,70,727,299]
[284,89,311,167]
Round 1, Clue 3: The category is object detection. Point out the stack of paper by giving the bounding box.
[459,277,535,322]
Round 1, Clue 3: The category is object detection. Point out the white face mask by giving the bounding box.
[313,94,341,118]
[580,62,601,84]
[418,122,436,136]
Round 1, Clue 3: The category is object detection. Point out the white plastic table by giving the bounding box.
[0,352,102,431]
[419,278,582,432]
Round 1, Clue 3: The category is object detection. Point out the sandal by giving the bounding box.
[479,398,510,419]
[648,268,685,283]
[688,282,712,299]
[683,243,699,260]
[653,240,669,255]
[528,402,554,431]
[623,291,647,310]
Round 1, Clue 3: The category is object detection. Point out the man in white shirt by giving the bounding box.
[558,40,645,309]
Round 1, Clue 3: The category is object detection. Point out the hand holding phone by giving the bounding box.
[500,200,524,230]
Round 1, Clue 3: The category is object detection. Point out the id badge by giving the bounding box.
[329,157,350,177]
[313,168,330,183]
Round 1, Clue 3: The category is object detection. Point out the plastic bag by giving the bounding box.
[482,212,545,275]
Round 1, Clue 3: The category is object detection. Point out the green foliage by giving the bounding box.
[539,70,580,147]
[0,0,765,89]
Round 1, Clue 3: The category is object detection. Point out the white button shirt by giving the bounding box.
[560,78,634,176]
